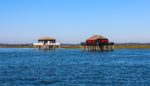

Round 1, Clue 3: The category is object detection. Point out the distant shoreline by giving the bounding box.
[61,44,150,49]
[0,44,150,49]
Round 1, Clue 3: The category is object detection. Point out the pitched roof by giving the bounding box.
[86,35,107,40]
[38,36,55,41]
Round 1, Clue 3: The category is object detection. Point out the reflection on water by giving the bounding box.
[0,48,150,86]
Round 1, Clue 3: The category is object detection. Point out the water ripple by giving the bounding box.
[0,48,150,86]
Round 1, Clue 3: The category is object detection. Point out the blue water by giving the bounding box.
[0,48,150,86]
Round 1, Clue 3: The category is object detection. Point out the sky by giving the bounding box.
[0,0,150,44]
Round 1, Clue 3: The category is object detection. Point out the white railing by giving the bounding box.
[46,43,60,46]
[33,43,60,46]
[33,43,44,46]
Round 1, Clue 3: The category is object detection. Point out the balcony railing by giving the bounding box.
[33,43,60,46]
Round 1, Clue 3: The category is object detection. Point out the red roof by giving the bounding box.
[86,35,107,40]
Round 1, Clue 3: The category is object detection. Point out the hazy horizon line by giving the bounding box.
[1,42,150,45]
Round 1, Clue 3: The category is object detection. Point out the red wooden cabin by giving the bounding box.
[86,35,109,45]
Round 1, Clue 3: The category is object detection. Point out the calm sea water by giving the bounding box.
[0,48,150,86]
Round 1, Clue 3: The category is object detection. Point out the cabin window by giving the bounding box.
[100,39,108,43]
